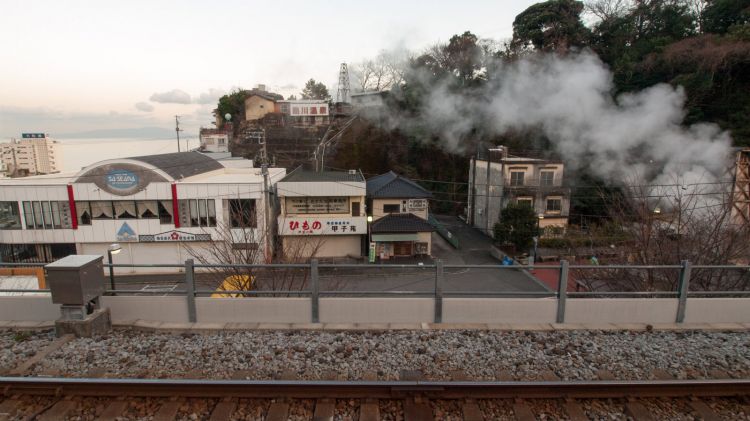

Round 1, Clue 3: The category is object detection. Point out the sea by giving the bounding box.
[58,138,196,173]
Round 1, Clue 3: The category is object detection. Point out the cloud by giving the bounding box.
[135,101,154,112]
[149,89,191,104]
[194,88,225,105]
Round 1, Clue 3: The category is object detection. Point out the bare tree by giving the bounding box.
[351,50,409,93]
[585,0,631,22]
[183,207,327,296]
[570,176,750,292]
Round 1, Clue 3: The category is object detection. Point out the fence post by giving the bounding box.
[184,259,196,323]
[556,260,569,324]
[434,259,443,323]
[311,259,319,323]
[676,260,691,323]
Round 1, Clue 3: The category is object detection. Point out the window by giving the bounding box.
[158,200,173,224]
[114,201,137,219]
[546,198,562,213]
[383,204,400,213]
[510,171,525,186]
[137,201,159,219]
[0,202,21,229]
[229,199,256,228]
[32,201,43,228]
[91,201,114,219]
[540,171,554,186]
[351,202,360,217]
[516,198,533,208]
[77,201,92,225]
[178,199,217,227]
[50,201,62,228]
[41,201,52,229]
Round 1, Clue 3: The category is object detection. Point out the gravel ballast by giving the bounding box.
[10,328,748,381]
[0,330,55,373]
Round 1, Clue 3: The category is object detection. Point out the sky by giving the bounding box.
[0,0,539,139]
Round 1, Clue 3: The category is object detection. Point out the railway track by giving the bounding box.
[1,376,749,420]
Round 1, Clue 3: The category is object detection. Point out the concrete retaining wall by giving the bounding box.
[0,296,60,321]
[443,298,557,323]
[565,298,679,324]
[196,297,311,323]
[684,298,750,324]
[100,296,189,323]
[319,298,433,324]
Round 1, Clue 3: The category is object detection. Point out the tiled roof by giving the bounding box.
[366,171,432,198]
[280,167,365,183]
[370,213,435,233]
[129,152,223,180]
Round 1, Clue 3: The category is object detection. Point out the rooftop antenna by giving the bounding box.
[336,63,350,103]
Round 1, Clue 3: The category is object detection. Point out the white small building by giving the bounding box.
[0,133,61,176]
[276,168,366,259]
[199,128,231,153]
[0,152,285,272]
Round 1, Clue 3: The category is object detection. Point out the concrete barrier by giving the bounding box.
[684,298,750,324]
[0,296,59,322]
[196,297,311,323]
[319,298,433,324]
[100,296,189,323]
[443,298,557,324]
[565,298,678,324]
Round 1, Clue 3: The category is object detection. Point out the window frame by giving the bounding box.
[546,197,562,213]
[0,201,22,230]
[510,171,525,186]
[540,170,555,187]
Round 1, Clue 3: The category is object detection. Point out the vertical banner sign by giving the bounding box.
[369,242,376,263]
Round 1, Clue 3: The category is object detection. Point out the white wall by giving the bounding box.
[684,298,750,323]
[319,298,433,323]
[101,296,189,323]
[565,298,678,324]
[0,296,60,321]
[196,297,310,323]
[443,298,557,323]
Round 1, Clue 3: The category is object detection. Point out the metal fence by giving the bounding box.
[1,259,750,324]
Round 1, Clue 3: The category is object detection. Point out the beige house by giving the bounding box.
[1,133,61,177]
[468,146,570,236]
[276,168,367,259]
[244,93,278,121]
[366,171,434,259]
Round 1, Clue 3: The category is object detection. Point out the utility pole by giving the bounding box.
[251,129,273,262]
[175,115,183,152]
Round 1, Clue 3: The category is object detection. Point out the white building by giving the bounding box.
[468,146,570,236]
[199,128,230,153]
[0,133,61,176]
[276,168,366,259]
[0,152,285,272]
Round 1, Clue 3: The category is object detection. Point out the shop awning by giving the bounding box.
[371,233,419,242]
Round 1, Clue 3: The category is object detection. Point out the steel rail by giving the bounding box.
[0,377,748,400]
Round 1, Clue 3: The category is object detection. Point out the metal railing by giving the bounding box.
[2,259,750,324]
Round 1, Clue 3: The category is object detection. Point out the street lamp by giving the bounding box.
[107,243,121,295]
[366,215,374,263]
[533,214,544,264]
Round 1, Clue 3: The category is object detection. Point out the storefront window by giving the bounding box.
[32,201,44,228]
[50,201,62,228]
[114,201,137,219]
[77,201,92,225]
[0,202,22,229]
[41,201,53,229]
[178,199,216,227]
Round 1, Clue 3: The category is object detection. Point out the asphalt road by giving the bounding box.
[109,215,548,295]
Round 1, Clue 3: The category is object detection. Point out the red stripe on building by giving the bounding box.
[66,184,78,229]
[171,183,180,228]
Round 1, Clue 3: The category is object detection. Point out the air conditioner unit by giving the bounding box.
[348,169,356,175]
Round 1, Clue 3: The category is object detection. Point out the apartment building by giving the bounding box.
[468,146,570,236]
[0,133,61,176]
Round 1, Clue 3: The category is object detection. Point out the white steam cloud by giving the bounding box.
[408,52,732,185]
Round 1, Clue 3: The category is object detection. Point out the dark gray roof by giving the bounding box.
[371,213,435,233]
[128,152,223,180]
[367,171,432,199]
[280,167,365,183]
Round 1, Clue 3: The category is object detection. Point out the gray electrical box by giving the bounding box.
[46,255,104,305]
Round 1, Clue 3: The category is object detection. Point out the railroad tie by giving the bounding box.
[209,398,237,421]
[403,397,433,421]
[562,399,588,421]
[400,370,424,381]
[450,370,470,381]
[708,369,731,379]
[512,400,536,421]
[312,398,335,421]
[688,399,721,421]
[266,401,290,421]
[539,370,560,381]
[230,370,252,380]
[595,370,616,380]
[152,399,183,421]
[624,401,656,421]
[9,334,74,376]
[359,399,380,421]
[0,399,20,419]
[461,399,484,421]
[650,369,674,380]
[95,399,128,421]
[495,369,515,381]
[37,398,76,421]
